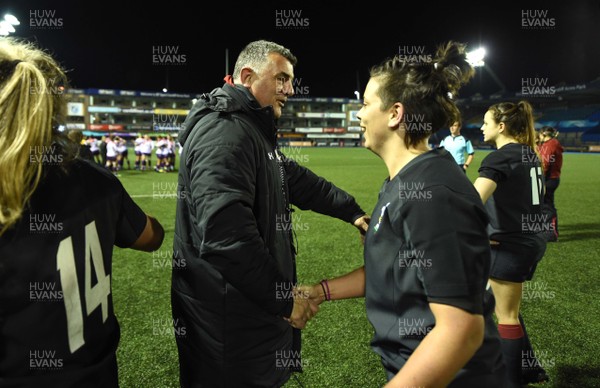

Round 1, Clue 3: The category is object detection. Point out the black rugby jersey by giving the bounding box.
[0,158,147,387]
[364,148,504,382]
[478,143,546,245]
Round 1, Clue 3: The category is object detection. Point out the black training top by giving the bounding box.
[364,148,504,381]
[0,158,147,387]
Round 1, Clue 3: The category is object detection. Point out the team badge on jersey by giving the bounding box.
[373,202,391,233]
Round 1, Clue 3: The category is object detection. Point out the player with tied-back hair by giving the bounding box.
[0,36,164,386]
[474,100,549,387]
[300,41,506,387]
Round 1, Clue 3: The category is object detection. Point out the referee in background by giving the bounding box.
[439,119,475,172]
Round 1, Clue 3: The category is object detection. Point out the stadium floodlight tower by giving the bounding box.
[466,47,486,68]
[467,47,506,93]
[0,14,20,36]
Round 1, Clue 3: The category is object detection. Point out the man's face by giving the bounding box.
[248,53,294,119]
[450,121,461,136]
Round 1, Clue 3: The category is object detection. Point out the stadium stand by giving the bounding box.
[455,78,600,152]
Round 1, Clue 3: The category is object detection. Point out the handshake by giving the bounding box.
[283,282,328,330]
[283,216,370,329]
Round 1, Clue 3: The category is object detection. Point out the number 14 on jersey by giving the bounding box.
[56,221,111,353]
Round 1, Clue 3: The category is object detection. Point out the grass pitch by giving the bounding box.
[112,148,600,387]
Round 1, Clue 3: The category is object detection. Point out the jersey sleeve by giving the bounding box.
[405,185,488,314]
[478,151,508,183]
[466,140,474,154]
[114,186,148,248]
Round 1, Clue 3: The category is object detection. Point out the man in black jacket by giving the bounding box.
[172,40,369,387]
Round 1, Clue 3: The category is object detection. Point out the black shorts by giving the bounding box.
[384,361,506,388]
[489,238,546,282]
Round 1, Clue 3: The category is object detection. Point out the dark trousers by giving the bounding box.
[543,178,560,238]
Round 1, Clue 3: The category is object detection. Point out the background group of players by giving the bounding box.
[84,134,180,174]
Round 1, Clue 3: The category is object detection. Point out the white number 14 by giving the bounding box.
[56,221,111,353]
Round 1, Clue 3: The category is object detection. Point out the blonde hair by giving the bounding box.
[0,37,68,235]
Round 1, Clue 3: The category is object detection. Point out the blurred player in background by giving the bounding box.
[474,100,549,387]
[538,126,563,242]
[99,135,108,167]
[116,137,130,171]
[0,36,164,387]
[154,135,167,173]
[105,135,119,176]
[140,135,154,171]
[166,134,176,172]
[87,136,101,164]
[439,119,475,172]
[134,133,144,170]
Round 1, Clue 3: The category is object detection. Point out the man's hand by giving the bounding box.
[353,214,370,244]
[284,289,319,329]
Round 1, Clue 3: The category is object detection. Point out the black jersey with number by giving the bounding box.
[364,148,504,382]
[0,158,147,387]
[478,143,545,245]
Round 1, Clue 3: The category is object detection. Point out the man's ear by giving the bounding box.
[388,102,404,128]
[240,68,254,87]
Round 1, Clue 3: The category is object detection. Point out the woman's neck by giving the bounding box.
[381,141,430,180]
[495,136,518,149]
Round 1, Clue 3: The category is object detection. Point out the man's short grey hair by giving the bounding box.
[232,40,297,82]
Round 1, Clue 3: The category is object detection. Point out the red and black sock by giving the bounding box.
[498,323,524,388]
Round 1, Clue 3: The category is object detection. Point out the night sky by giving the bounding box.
[3,0,600,99]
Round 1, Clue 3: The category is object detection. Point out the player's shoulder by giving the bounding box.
[71,158,122,185]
